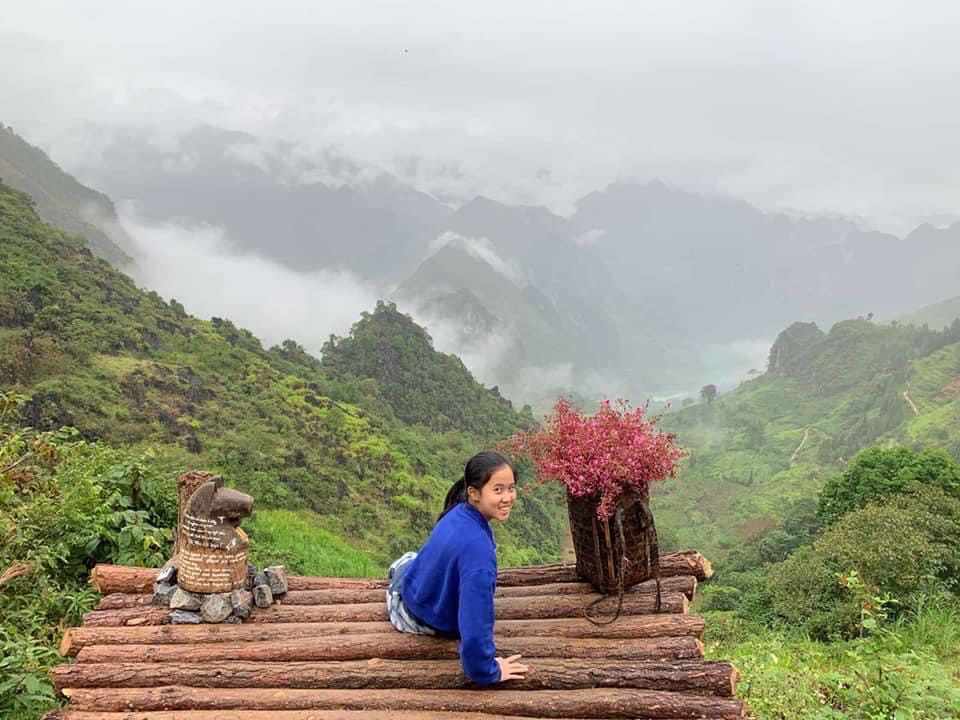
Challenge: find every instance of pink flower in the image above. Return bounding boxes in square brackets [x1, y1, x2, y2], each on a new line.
[508, 398, 685, 520]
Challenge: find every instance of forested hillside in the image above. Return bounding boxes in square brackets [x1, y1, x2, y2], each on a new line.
[3, 164, 959, 717]
[0, 179, 564, 567]
[320, 300, 534, 436]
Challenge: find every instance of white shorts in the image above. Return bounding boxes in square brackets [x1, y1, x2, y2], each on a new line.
[386, 551, 437, 635]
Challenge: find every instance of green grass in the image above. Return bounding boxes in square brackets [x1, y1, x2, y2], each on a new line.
[705, 604, 960, 719]
[91, 353, 152, 377]
[246, 508, 381, 577]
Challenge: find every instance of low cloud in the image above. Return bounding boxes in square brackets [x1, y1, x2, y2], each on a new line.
[429, 231, 526, 286]
[699, 337, 772, 391]
[396, 298, 585, 412]
[118, 208, 379, 356]
[416, 310, 515, 387]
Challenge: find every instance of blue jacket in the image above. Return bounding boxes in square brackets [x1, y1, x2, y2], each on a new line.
[401, 502, 500, 684]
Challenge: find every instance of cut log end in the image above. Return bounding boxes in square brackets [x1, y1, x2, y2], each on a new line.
[59, 629, 74, 658]
[699, 554, 715, 580]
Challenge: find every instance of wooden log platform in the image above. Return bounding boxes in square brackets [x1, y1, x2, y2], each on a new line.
[46, 714, 734, 720]
[87, 550, 714, 594]
[81, 591, 690, 627]
[61, 614, 707, 657]
[56, 687, 747, 718]
[93, 574, 698, 610]
[52, 658, 739, 695]
[47, 552, 746, 719]
[74, 634, 705, 664]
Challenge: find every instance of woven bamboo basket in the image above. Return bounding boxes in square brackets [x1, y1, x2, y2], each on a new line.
[567, 486, 660, 594]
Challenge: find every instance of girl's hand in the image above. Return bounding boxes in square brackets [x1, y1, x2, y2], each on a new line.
[495, 654, 528, 681]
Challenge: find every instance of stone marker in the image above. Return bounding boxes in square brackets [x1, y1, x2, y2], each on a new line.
[176, 477, 253, 594]
[138, 471, 282, 624]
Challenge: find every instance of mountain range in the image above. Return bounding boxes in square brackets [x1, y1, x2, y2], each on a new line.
[5, 115, 960, 610]
[8, 122, 960, 409]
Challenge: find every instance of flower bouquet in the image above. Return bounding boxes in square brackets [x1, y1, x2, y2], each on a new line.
[511, 398, 684, 593]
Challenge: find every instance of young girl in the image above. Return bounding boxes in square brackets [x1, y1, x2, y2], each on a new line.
[386, 450, 528, 685]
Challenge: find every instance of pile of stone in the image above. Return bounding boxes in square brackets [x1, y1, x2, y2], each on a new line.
[153, 561, 288, 624]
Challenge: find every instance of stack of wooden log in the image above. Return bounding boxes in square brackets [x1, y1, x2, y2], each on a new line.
[46, 550, 750, 719]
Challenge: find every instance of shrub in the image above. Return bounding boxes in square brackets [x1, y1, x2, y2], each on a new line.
[817, 446, 960, 525]
[701, 585, 743, 612]
[0, 392, 176, 717]
[767, 486, 960, 639]
[766, 546, 859, 639]
[817, 485, 960, 605]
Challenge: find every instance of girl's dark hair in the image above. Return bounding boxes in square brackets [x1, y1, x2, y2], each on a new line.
[438, 450, 516, 522]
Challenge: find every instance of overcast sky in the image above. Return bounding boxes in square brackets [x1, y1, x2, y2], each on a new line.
[3, 1, 960, 232]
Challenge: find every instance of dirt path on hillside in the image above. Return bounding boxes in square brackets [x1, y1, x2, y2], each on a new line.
[903, 383, 920, 416]
[790, 428, 810, 463]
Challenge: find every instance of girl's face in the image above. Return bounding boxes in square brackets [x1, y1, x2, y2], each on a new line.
[468, 465, 516, 523]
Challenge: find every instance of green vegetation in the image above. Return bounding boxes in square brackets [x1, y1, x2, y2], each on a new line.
[707, 598, 960, 719]
[0, 179, 563, 568]
[0, 392, 176, 718]
[817, 446, 960, 525]
[696, 446, 960, 718]
[321, 300, 534, 437]
[655, 317, 960, 559]
[656, 314, 960, 717]
[247, 509, 379, 577]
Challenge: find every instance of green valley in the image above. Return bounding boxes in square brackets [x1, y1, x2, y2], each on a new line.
[649, 315, 960, 718]
[655, 317, 960, 558]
